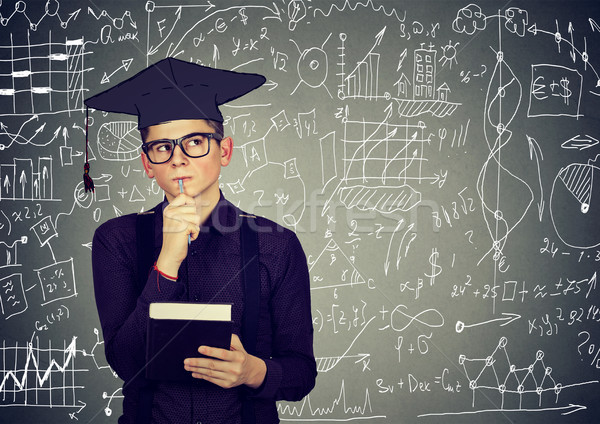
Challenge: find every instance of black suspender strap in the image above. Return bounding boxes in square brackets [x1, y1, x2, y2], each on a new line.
[240, 214, 260, 424]
[136, 211, 155, 295]
[136, 211, 155, 424]
[134, 211, 260, 424]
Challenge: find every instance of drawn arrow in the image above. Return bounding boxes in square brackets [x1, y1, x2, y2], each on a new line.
[101, 58, 134, 84]
[586, 272, 597, 299]
[212, 44, 220, 68]
[62, 8, 81, 28]
[148, 7, 182, 57]
[384, 218, 405, 275]
[569, 22, 576, 63]
[561, 134, 599, 150]
[527, 135, 545, 221]
[455, 313, 521, 333]
[263, 80, 278, 91]
[51, 126, 62, 143]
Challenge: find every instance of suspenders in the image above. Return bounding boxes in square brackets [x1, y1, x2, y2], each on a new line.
[135, 211, 259, 424]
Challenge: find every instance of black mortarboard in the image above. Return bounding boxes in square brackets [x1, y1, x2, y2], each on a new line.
[85, 57, 266, 127]
[81, 58, 266, 192]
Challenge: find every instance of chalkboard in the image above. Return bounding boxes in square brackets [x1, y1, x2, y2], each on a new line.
[1, 0, 599, 423]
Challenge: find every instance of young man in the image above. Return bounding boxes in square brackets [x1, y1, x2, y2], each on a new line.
[88, 58, 316, 423]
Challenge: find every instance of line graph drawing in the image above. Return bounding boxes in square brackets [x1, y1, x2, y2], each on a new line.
[278, 379, 386, 421]
[459, 337, 597, 413]
[0, 30, 91, 117]
[0, 1, 81, 31]
[323, 109, 428, 216]
[474, 11, 534, 309]
[0, 336, 85, 408]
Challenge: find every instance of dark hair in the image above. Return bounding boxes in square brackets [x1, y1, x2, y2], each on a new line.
[139, 119, 224, 143]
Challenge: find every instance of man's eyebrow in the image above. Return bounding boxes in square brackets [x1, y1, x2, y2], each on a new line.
[147, 132, 212, 143]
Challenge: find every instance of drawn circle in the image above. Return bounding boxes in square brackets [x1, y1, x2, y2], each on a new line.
[74, 182, 93, 209]
[60, 22, 67, 29]
[455, 321, 465, 333]
[517, 384, 524, 394]
[297, 47, 328, 88]
[94, 207, 102, 222]
[509, 364, 516, 373]
[458, 354, 466, 365]
[30, 23, 37, 31]
[485, 356, 494, 367]
[145, 1, 155, 12]
[536, 350, 544, 360]
[499, 337, 508, 348]
[337, 89, 346, 100]
[114, 18, 124, 29]
[545, 367, 552, 375]
[499, 384, 506, 394]
[340, 33, 347, 42]
[496, 51, 504, 62]
[494, 209, 503, 220]
[384, 92, 391, 100]
[1, 18, 8, 26]
[554, 31, 562, 43]
[536, 386, 543, 395]
[282, 213, 297, 228]
[15, 1, 26, 12]
[469, 380, 477, 390]
[527, 364, 534, 372]
[554, 383, 562, 395]
[45, 0, 59, 16]
[549, 163, 600, 249]
[288, 0, 306, 24]
[105, 407, 112, 416]
[496, 123, 505, 134]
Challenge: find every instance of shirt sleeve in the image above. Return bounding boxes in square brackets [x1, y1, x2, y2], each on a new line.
[251, 232, 317, 401]
[92, 218, 186, 382]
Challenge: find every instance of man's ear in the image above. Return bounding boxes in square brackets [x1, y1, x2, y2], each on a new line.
[219, 136, 233, 167]
[141, 152, 155, 178]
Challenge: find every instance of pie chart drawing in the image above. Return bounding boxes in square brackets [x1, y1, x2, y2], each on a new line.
[549, 162, 600, 249]
[97, 121, 142, 161]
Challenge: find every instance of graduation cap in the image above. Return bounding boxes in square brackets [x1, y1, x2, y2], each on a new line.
[82, 57, 266, 192]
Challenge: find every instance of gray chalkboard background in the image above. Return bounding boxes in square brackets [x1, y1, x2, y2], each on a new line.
[1, 0, 599, 422]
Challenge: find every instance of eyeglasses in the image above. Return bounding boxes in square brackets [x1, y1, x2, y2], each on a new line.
[141, 132, 221, 164]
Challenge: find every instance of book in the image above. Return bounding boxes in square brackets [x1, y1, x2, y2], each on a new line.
[145, 302, 233, 381]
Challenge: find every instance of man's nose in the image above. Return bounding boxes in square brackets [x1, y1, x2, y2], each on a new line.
[170, 144, 188, 164]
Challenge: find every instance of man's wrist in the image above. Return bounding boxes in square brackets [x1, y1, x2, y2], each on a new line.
[155, 255, 181, 280]
[245, 355, 267, 389]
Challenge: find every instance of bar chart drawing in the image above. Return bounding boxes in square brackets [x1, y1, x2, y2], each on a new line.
[0, 157, 56, 201]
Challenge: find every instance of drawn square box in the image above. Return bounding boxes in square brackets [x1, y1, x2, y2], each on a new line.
[30, 216, 57, 247]
[94, 184, 110, 202]
[0, 273, 28, 319]
[36, 258, 77, 305]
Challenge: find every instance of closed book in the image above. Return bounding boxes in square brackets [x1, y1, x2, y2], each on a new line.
[145, 302, 233, 381]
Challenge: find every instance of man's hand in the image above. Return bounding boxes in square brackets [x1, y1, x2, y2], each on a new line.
[184, 334, 267, 389]
[156, 193, 200, 276]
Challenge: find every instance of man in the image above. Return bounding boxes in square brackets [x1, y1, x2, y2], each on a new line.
[89, 58, 316, 423]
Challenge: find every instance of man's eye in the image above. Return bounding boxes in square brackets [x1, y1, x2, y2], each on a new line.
[154, 143, 172, 152]
[186, 137, 205, 146]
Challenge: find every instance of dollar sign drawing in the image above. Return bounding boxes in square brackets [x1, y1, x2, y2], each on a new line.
[559, 77, 572, 105]
[425, 248, 443, 286]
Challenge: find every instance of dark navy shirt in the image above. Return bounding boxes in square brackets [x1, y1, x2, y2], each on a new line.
[92, 194, 316, 423]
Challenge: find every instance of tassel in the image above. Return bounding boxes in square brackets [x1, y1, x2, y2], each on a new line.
[84, 107, 94, 192]
[84, 162, 94, 192]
